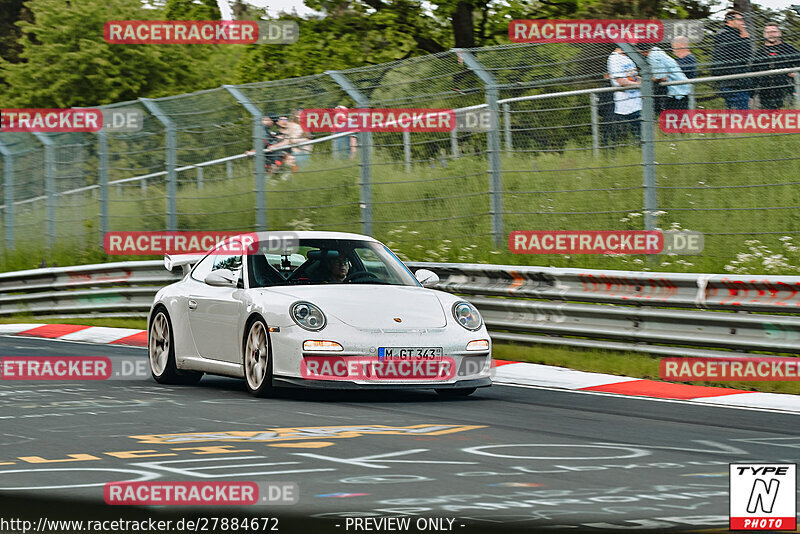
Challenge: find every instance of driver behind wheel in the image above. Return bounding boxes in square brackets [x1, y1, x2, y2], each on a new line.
[322, 253, 350, 283]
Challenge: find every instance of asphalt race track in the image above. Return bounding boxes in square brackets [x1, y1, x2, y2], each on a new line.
[0, 335, 798, 533]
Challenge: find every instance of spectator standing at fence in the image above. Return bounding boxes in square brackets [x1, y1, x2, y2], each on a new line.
[272, 114, 313, 171]
[672, 36, 698, 79]
[712, 10, 753, 110]
[637, 43, 691, 113]
[245, 115, 285, 172]
[607, 47, 642, 141]
[331, 105, 358, 160]
[753, 22, 800, 109]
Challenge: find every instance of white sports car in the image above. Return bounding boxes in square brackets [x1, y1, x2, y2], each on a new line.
[147, 231, 492, 397]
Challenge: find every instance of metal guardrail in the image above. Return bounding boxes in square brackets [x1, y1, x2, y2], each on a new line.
[2, 260, 799, 358]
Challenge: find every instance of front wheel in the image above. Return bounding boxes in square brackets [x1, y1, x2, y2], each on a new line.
[243, 318, 274, 397]
[149, 307, 203, 385]
[435, 387, 477, 398]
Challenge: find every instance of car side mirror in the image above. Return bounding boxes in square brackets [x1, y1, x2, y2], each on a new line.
[205, 269, 238, 287]
[414, 269, 439, 288]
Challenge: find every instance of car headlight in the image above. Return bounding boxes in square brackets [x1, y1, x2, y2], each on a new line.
[291, 301, 326, 331]
[453, 301, 482, 331]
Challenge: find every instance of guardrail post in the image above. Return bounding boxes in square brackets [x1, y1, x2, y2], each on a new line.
[503, 103, 512, 151]
[97, 128, 109, 248]
[33, 133, 56, 248]
[688, 84, 696, 110]
[224, 85, 266, 231]
[0, 141, 13, 249]
[456, 49, 504, 247]
[620, 43, 658, 233]
[450, 127, 460, 158]
[140, 98, 177, 231]
[403, 131, 411, 172]
[226, 160, 233, 179]
[589, 93, 600, 156]
[197, 166, 204, 190]
[326, 70, 373, 236]
[794, 70, 800, 109]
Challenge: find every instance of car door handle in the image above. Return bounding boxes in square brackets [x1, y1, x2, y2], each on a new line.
[188, 299, 198, 310]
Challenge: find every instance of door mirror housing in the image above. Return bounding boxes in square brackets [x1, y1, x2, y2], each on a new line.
[414, 269, 439, 288]
[205, 269, 238, 287]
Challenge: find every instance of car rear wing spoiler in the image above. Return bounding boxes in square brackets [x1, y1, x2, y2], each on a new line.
[164, 254, 205, 276]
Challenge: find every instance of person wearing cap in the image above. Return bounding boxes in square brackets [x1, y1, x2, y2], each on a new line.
[712, 10, 753, 109]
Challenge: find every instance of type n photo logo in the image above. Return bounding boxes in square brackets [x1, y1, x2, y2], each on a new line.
[729, 463, 797, 531]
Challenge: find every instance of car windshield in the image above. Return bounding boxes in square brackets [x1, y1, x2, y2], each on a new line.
[248, 238, 419, 287]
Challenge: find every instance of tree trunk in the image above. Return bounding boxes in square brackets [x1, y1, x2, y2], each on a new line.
[451, 1, 475, 49]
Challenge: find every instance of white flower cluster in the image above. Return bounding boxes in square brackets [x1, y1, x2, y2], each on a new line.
[724, 237, 800, 274]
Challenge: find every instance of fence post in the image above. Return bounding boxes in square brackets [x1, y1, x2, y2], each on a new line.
[224, 85, 266, 231]
[455, 49, 504, 247]
[403, 131, 411, 172]
[688, 84, 696, 110]
[97, 128, 109, 248]
[140, 98, 177, 231]
[0, 141, 13, 249]
[450, 127, 460, 158]
[589, 93, 600, 156]
[197, 166, 204, 190]
[794, 70, 800, 109]
[33, 133, 56, 248]
[226, 160, 233, 179]
[620, 43, 658, 233]
[503, 103, 512, 151]
[326, 70, 373, 236]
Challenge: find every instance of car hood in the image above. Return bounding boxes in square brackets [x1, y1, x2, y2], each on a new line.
[265, 285, 448, 329]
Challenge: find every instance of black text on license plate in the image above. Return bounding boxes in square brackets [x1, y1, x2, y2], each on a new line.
[379, 347, 443, 360]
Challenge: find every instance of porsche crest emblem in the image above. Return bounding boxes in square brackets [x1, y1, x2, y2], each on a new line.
[393, 317, 402, 323]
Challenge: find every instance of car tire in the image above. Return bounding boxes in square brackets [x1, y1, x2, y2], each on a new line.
[243, 317, 274, 397]
[149, 306, 203, 385]
[435, 387, 477, 398]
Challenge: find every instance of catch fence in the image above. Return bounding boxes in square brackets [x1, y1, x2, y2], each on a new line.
[1, 11, 800, 273]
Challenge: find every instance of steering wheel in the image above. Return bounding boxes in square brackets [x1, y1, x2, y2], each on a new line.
[344, 270, 381, 283]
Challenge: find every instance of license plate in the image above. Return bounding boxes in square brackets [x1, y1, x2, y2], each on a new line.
[378, 347, 443, 360]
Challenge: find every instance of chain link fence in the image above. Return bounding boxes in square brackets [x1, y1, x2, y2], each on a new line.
[2, 11, 800, 273]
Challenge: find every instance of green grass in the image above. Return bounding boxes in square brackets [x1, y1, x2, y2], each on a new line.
[493, 341, 800, 395]
[4, 129, 800, 274]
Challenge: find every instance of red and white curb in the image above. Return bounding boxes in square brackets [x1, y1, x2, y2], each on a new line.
[1, 324, 798, 413]
[0, 323, 147, 347]
[493, 360, 800, 414]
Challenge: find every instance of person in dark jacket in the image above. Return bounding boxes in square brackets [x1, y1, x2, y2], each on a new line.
[712, 10, 753, 109]
[753, 23, 800, 109]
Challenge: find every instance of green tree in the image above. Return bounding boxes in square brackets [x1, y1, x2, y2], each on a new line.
[164, 0, 221, 19]
[0, 0, 240, 107]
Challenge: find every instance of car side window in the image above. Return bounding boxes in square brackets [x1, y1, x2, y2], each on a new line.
[190, 254, 216, 282]
[213, 255, 242, 272]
